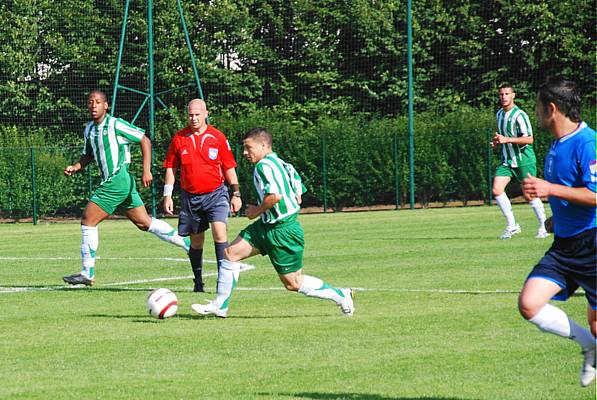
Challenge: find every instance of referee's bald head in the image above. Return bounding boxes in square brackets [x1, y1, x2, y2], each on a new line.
[188, 98, 207, 111]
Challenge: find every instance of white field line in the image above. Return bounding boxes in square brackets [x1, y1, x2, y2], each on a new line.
[0, 256, 196, 263]
[0, 256, 540, 295]
[0, 282, 522, 295]
[0, 258, 255, 293]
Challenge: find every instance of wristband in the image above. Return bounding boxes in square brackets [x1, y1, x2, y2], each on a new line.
[232, 191, 241, 198]
[163, 184, 174, 197]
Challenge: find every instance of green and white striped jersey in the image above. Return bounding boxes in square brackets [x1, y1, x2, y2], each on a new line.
[253, 152, 307, 224]
[496, 106, 536, 167]
[82, 114, 146, 183]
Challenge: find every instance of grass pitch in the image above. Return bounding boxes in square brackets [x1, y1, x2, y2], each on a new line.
[0, 206, 593, 399]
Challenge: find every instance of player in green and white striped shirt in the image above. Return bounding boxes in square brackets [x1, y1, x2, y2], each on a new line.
[252, 151, 305, 224]
[491, 84, 547, 239]
[62, 90, 190, 286]
[191, 127, 354, 318]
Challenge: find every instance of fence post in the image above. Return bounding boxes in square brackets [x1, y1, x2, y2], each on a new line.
[7, 160, 13, 218]
[407, 0, 415, 210]
[393, 133, 400, 210]
[321, 133, 328, 213]
[486, 128, 493, 206]
[30, 147, 38, 225]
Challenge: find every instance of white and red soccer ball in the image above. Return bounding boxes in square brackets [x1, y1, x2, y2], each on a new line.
[147, 288, 178, 319]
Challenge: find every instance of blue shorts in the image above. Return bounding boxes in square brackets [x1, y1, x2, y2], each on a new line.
[178, 185, 230, 236]
[527, 228, 596, 309]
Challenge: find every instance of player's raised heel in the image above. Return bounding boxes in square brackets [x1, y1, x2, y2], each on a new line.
[62, 273, 95, 287]
[580, 347, 596, 387]
[339, 288, 355, 316]
[191, 301, 228, 318]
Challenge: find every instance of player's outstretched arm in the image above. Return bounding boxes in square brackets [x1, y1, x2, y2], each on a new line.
[64, 154, 94, 176]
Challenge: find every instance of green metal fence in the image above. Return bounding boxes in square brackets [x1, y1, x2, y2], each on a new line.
[0, 127, 503, 224]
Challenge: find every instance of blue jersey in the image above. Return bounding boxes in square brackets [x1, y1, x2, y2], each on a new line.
[543, 122, 596, 237]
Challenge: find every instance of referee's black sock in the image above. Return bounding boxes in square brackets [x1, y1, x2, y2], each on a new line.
[188, 247, 204, 292]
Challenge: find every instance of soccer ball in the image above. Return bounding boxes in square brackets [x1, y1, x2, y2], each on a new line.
[147, 288, 178, 319]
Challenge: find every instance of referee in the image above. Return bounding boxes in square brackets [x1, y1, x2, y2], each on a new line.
[162, 99, 242, 292]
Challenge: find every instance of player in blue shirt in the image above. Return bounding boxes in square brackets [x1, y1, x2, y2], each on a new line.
[519, 78, 596, 387]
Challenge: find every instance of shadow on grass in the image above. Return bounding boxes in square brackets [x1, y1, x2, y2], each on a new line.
[0, 285, 199, 293]
[261, 393, 475, 400]
[85, 313, 164, 323]
[175, 313, 332, 320]
[85, 312, 334, 322]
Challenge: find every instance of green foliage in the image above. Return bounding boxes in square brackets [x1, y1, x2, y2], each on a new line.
[3, 101, 596, 218]
[1, 0, 593, 136]
[0, 1, 595, 217]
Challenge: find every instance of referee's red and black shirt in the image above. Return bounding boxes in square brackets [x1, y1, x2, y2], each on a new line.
[163, 125, 237, 194]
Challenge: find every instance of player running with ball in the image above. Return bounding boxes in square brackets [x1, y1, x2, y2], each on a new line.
[191, 127, 354, 318]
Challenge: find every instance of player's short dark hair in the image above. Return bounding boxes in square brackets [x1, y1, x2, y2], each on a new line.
[537, 78, 581, 122]
[244, 127, 272, 147]
[88, 90, 108, 103]
[499, 83, 515, 92]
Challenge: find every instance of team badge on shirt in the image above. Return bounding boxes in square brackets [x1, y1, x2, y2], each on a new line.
[208, 147, 219, 160]
[590, 160, 596, 183]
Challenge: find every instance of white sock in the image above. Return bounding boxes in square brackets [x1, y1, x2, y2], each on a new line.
[298, 275, 346, 304]
[529, 198, 547, 229]
[529, 304, 595, 350]
[215, 259, 240, 310]
[495, 193, 516, 228]
[80, 225, 98, 279]
[569, 319, 597, 351]
[148, 217, 190, 252]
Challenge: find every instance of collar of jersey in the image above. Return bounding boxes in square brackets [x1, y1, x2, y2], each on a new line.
[558, 121, 587, 143]
[93, 114, 110, 131]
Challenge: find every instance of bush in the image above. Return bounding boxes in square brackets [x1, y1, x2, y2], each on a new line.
[3, 104, 594, 219]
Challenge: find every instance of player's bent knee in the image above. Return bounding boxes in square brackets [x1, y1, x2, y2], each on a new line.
[135, 221, 150, 231]
[492, 187, 504, 197]
[518, 297, 538, 320]
[284, 282, 300, 292]
[223, 248, 241, 262]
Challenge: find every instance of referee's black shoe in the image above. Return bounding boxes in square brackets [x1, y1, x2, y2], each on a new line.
[193, 279, 205, 293]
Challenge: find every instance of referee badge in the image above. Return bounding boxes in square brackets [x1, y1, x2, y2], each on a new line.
[208, 147, 219, 160]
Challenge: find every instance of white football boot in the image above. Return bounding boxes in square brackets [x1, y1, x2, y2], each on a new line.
[500, 224, 521, 239]
[338, 289, 355, 317]
[580, 346, 596, 387]
[191, 301, 228, 318]
[535, 227, 549, 239]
